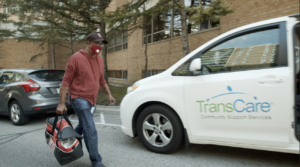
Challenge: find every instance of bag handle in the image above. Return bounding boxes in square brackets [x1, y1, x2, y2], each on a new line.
[51, 111, 73, 135]
[51, 114, 59, 136]
[63, 111, 73, 128]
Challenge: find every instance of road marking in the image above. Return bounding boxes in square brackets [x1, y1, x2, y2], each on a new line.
[99, 113, 102, 123]
[100, 113, 105, 124]
[96, 108, 119, 111]
[69, 113, 121, 127]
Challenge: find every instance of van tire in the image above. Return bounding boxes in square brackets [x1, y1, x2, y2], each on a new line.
[9, 100, 29, 126]
[137, 104, 183, 154]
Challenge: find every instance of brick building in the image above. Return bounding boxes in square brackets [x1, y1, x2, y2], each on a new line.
[0, 0, 299, 86]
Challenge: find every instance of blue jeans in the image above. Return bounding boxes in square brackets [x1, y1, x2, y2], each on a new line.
[71, 97, 102, 166]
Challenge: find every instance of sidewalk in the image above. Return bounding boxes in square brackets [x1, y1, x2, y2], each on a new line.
[95, 105, 120, 115]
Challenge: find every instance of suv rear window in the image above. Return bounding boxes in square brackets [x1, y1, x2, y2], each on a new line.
[29, 70, 65, 81]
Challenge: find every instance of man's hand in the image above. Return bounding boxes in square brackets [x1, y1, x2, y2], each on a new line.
[108, 95, 116, 105]
[102, 84, 115, 105]
[57, 86, 69, 115]
[56, 103, 67, 115]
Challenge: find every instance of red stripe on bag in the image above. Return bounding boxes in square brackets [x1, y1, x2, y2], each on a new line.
[56, 119, 70, 131]
[46, 119, 70, 133]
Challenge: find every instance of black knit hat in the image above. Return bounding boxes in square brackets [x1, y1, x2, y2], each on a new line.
[86, 32, 108, 44]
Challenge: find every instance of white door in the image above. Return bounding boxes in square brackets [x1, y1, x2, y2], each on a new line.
[183, 22, 292, 147]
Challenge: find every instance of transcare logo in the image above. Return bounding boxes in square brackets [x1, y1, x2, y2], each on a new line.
[196, 86, 271, 113]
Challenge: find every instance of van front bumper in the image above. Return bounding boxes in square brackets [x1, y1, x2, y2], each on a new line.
[120, 94, 135, 138]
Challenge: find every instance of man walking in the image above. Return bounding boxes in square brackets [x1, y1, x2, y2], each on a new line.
[56, 32, 115, 167]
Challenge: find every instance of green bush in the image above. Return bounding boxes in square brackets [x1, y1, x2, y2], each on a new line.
[97, 85, 127, 106]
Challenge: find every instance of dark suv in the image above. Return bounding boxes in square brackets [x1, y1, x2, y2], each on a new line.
[0, 68, 71, 125]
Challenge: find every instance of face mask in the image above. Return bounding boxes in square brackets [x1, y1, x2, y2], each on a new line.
[90, 45, 102, 55]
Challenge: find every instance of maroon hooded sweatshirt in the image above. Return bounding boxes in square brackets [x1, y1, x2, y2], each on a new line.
[61, 49, 107, 105]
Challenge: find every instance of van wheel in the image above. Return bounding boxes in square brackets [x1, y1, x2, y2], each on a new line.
[9, 100, 29, 125]
[137, 104, 183, 153]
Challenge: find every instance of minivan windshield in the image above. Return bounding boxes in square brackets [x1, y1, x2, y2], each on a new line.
[29, 70, 65, 81]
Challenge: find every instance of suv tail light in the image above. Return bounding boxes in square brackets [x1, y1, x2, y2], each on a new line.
[18, 79, 40, 92]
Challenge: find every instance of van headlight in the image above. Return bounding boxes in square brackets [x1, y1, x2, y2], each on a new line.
[127, 84, 139, 94]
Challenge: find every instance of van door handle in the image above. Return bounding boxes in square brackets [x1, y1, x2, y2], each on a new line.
[258, 78, 284, 83]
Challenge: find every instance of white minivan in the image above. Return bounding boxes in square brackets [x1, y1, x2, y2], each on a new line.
[120, 14, 300, 154]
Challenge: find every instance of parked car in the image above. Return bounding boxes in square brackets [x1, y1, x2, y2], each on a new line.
[120, 14, 300, 154]
[0, 68, 71, 125]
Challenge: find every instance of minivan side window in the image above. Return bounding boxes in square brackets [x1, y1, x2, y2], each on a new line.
[172, 27, 284, 76]
[200, 28, 282, 74]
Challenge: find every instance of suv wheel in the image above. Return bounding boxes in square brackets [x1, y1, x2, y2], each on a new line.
[9, 100, 29, 125]
[137, 104, 183, 153]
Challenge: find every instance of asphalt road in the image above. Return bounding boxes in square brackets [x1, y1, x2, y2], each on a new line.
[0, 108, 299, 167]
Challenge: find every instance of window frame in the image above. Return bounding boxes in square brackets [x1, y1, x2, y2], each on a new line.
[108, 70, 128, 80]
[107, 31, 128, 54]
[3, 7, 9, 14]
[143, 0, 220, 45]
[198, 22, 287, 71]
[14, 72, 24, 82]
[172, 22, 288, 76]
[0, 71, 15, 84]
[11, 4, 19, 14]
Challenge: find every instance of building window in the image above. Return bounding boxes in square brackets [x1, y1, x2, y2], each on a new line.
[187, 0, 220, 32]
[143, 0, 219, 44]
[107, 31, 128, 54]
[108, 70, 127, 79]
[11, 4, 19, 14]
[3, 7, 9, 14]
[142, 70, 165, 77]
[2, 3, 20, 14]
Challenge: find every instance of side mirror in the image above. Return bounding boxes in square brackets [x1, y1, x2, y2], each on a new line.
[189, 58, 201, 75]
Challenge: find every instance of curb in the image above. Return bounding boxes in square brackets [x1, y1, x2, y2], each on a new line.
[95, 105, 120, 115]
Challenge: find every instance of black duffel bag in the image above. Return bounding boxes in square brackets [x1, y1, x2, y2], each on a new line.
[45, 112, 83, 165]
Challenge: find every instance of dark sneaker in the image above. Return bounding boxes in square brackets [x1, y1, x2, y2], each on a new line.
[93, 162, 106, 167]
